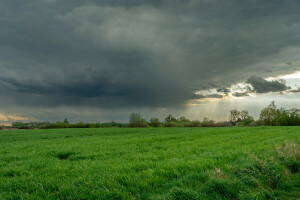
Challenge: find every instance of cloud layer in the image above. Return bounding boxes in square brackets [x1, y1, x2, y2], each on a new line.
[1, 0, 300, 121]
[246, 76, 290, 93]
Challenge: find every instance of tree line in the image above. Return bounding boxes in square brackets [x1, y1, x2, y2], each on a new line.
[4, 101, 300, 129]
[127, 113, 231, 127]
[229, 101, 300, 126]
[128, 101, 300, 127]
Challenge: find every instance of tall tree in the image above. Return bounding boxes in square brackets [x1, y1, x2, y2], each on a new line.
[63, 118, 69, 124]
[129, 113, 145, 124]
[259, 101, 278, 126]
[164, 114, 177, 123]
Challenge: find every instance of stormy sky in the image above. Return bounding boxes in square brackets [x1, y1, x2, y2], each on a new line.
[1, 0, 300, 124]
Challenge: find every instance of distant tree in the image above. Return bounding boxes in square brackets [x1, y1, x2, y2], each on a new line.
[275, 108, 288, 126]
[129, 113, 144, 124]
[128, 113, 147, 127]
[240, 110, 254, 126]
[242, 116, 254, 126]
[179, 116, 190, 122]
[202, 117, 215, 127]
[203, 117, 210, 123]
[63, 118, 69, 124]
[186, 120, 201, 127]
[95, 122, 101, 128]
[150, 117, 161, 127]
[275, 108, 300, 126]
[229, 109, 241, 125]
[164, 114, 177, 123]
[288, 108, 300, 125]
[230, 109, 254, 126]
[240, 110, 249, 120]
[259, 101, 278, 126]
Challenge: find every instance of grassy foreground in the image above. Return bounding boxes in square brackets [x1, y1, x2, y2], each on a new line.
[0, 127, 299, 200]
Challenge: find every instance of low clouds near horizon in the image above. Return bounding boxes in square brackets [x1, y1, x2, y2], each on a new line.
[1, 0, 300, 122]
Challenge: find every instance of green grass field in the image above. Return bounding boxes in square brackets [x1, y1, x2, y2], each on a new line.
[0, 127, 299, 200]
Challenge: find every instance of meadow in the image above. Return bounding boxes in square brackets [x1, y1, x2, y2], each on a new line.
[0, 127, 299, 200]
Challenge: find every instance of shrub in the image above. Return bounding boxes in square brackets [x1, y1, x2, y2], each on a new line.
[18, 126, 33, 129]
[247, 121, 260, 127]
[215, 121, 232, 127]
[202, 120, 215, 127]
[184, 120, 202, 127]
[164, 122, 179, 127]
[117, 123, 126, 127]
[150, 117, 161, 127]
[41, 122, 69, 129]
[127, 122, 148, 127]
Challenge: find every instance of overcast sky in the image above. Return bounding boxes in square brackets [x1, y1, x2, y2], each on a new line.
[1, 0, 300, 124]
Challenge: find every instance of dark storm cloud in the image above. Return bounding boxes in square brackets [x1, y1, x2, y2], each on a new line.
[206, 94, 223, 99]
[217, 88, 230, 94]
[289, 88, 300, 93]
[232, 92, 249, 97]
[246, 76, 290, 94]
[194, 93, 223, 99]
[0, 0, 300, 111]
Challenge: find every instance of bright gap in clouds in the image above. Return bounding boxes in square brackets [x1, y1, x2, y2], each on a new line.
[278, 71, 300, 90]
[193, 70, 300, 101]
[279, 71, 300, 79]
[186, 71, 300, 121]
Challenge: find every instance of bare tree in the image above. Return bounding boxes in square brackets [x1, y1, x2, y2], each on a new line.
[229, 109, 241, 125]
